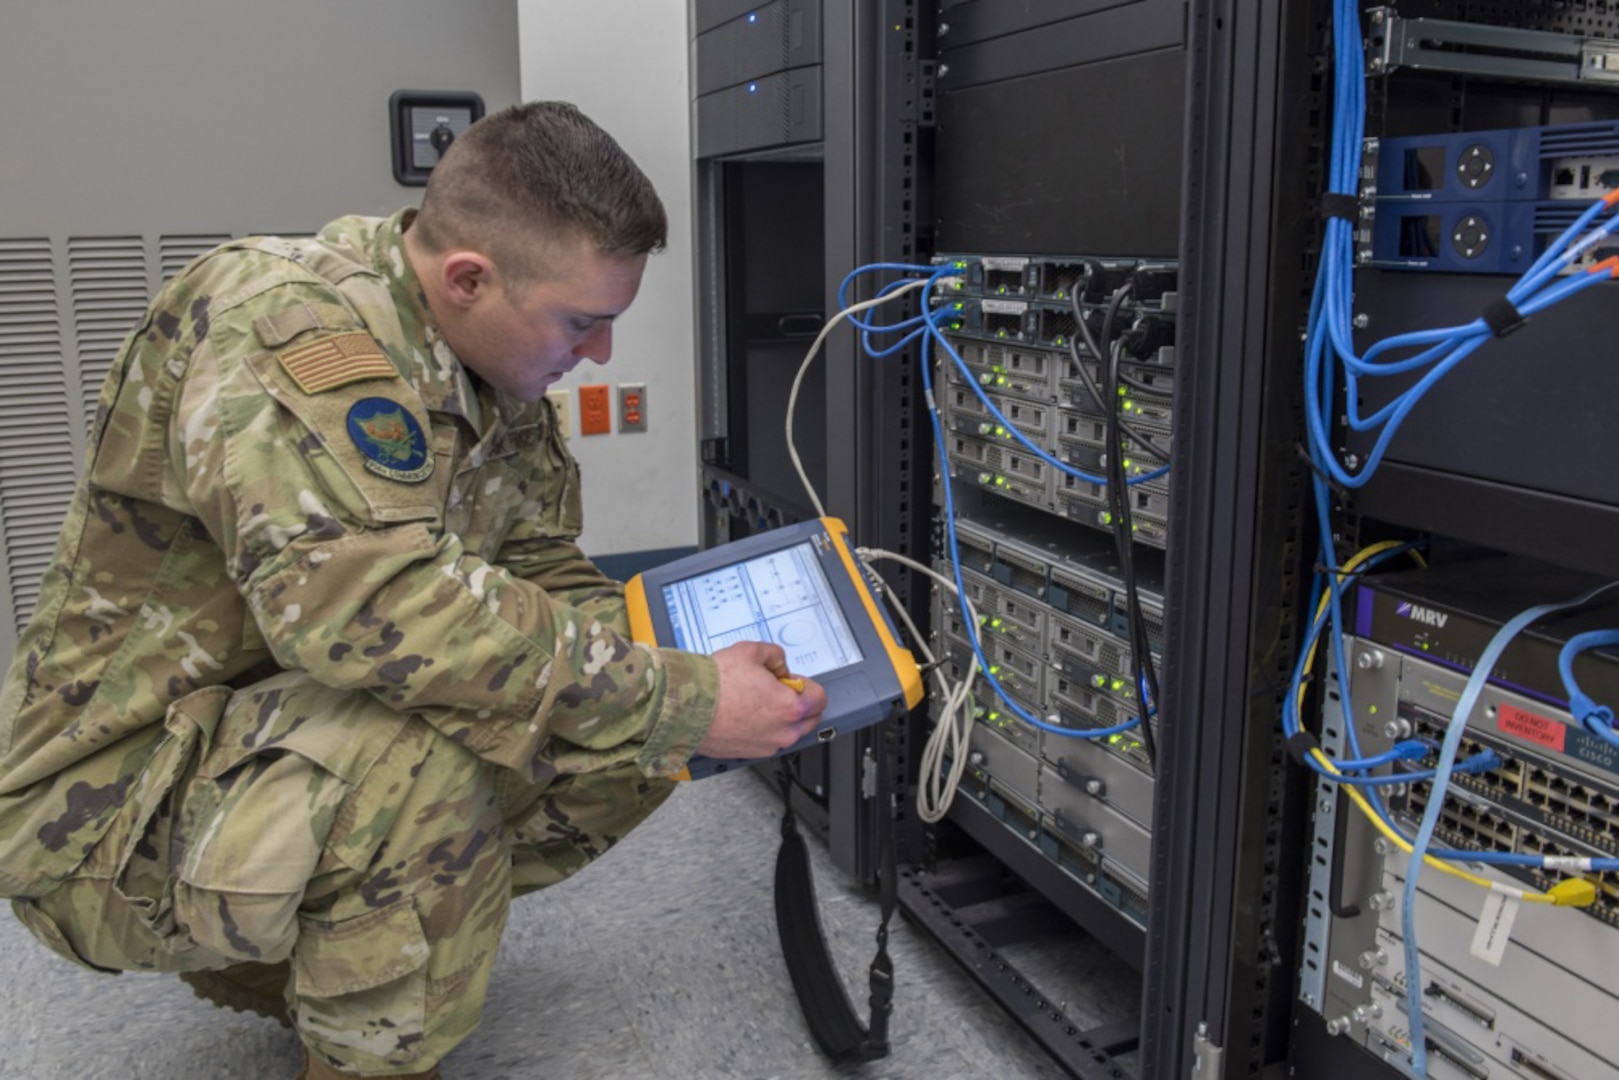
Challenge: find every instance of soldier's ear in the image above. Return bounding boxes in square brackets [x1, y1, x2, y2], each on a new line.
[441, 252, 495, 309]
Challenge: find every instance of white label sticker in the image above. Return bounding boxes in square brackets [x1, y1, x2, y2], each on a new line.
[979, 299, 1028, 314]
[1470, 891, 1519, 967]
[1542, 855, 1593, 873]
[1331, 959, 1365, 989]
[982, 257, 1030, 271]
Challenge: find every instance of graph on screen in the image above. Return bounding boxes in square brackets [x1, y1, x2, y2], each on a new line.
[663, 541, 863, 676]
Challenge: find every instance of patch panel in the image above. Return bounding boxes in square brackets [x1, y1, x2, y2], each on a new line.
[1404, 705, 1619, 858]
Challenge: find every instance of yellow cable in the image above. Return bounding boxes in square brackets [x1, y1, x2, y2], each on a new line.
[1298, 543, 1592, 907]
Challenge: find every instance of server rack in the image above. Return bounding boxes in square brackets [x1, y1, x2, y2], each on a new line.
[688, 0, 936, 880]
[697, 2, 1619, 1078]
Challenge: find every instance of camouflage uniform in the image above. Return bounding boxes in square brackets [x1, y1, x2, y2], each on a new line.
[0, 210, 718, 1074]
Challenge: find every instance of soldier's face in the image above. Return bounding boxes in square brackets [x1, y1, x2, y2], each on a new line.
[451, 243, 647, 402]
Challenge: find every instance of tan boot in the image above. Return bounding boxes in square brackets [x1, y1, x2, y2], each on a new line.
[296, 1049, 444, 1080]
[179, 960, 292, 1028]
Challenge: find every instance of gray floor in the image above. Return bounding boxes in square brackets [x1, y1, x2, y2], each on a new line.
[0, 771, 1140, 1079]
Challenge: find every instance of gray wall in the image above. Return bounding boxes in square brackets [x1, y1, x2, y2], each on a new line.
[0, 0, 520, 661]
[517, 0, 699, 561]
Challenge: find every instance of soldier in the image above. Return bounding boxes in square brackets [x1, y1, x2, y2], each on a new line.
[0, 101, 826, 1079]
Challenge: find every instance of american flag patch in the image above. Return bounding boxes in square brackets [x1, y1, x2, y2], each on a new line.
[276, 333, 397, 394]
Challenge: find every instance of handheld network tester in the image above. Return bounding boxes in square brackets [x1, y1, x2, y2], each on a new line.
[626, 517, 924, 780]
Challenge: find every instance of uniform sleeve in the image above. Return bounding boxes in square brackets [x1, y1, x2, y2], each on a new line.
[177, 289, 716, 781]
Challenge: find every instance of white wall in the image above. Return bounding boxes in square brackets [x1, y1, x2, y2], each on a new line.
[518, 1, 697, 558]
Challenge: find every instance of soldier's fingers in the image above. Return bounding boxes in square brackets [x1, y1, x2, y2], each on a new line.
[796, 678, 829, 719]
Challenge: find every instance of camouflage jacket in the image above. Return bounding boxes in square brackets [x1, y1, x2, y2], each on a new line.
[0, 211, 717, 898]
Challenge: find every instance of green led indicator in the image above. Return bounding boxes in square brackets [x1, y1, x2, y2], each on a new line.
[1369, 705, 1380, 716]
[1055, 336, 1066, 346]
[951, 321, 964, 331]
[996, 329, 1008, 339]
[954, 260, 967, 269]
[1091, 674, 1107, 689]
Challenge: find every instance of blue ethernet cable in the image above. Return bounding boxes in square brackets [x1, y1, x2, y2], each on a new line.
[1559, 629, 1619, 749]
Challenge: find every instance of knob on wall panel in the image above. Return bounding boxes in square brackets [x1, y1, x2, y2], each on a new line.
[389, 90, 486, 186]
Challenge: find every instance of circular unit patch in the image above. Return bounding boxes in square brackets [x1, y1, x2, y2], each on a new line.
[346, 397, 434, 483]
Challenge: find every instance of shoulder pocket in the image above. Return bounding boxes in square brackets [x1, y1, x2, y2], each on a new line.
[244, 344, 444, 526]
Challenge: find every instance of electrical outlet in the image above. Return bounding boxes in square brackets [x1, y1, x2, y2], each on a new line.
[619, 382, 647, 433]
[544, 389, 570, 439]
[579, 384, 612, 435]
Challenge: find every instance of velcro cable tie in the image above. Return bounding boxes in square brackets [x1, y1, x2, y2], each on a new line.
[1322, 192, 1360, 223]
[1482, 296, 1527, 338]
[1287, 730, 1322, 767]
[1295, 442, 1351, 499]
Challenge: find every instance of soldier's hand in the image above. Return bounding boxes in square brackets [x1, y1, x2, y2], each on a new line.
[699, 641, 829, 760]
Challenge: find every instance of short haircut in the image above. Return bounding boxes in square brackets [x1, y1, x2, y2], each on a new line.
[411, 101, 667, 281]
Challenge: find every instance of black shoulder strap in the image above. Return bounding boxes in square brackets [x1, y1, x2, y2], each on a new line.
[773, 730, 897, 1063]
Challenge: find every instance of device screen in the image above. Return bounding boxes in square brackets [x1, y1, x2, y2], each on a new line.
[662, 540, 865, 676]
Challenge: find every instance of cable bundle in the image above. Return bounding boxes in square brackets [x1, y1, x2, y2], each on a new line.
[782, 260, 1172, 819]
[1296, 4, 1619, 1074]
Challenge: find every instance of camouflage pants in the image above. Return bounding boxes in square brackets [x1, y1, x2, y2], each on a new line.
[10, 671, 675, 1075]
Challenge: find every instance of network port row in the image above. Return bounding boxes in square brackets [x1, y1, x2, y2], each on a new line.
[1406, 706, 1619, 855]
[1400, 786, 1619, 929]
[934, 253, 1178, 311]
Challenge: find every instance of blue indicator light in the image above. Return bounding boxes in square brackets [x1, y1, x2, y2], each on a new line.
[747, 11, 758, 22]
[747, 83, 758, 93]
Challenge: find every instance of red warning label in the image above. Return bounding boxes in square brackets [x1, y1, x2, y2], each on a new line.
[1497, 704, 1567, 753]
